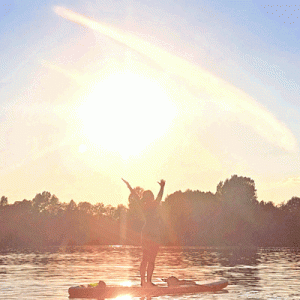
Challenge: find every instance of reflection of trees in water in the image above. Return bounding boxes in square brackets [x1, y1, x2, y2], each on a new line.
[216, 247, 260, 288]
[162, 246, 261, 287]
[218, 247, 259, 267]
[285, 248, 300, 263]
[159, 246, 259, 268]
[226, 265, 260, 288]
[157, 247, 184, 267]
[157, 246, 261, 288]
[181, 247, 221, 267]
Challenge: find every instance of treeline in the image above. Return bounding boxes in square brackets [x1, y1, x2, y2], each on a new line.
[1, 174, 300, 249]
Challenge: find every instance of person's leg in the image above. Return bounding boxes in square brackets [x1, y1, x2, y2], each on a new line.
[141, 236, 148, 287]
[146, 244, 159, 285]
[146, 261, 155, 284]
[140, 257, 147, 286]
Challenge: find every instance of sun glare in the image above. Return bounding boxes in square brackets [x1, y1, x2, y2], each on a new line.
[120, 280, 133, 287]
[115, 296, 132, 300]
[78, 144, 87, 153]
[77, 71, 176, 158]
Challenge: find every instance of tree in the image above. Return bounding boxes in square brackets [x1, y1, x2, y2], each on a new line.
[0, 196, 8, 207]
[114, 204, 127, 221]
[279, 197, 300, 246]
[216, 175, 258, 246]
[78, 201, 94, 215]
[93, 202, 105, 216]
[13, 199, 32, 211]
[32, 191, 59, 213]
[66, 199, 77, 211]
[216, 175, 258, 207]
[281, 197, 300, 214]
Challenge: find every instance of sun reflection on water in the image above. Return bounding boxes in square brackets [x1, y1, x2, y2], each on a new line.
[120, 280, 133, 287]
[115, 295, 132, 300]
[3, 246, 300, 299]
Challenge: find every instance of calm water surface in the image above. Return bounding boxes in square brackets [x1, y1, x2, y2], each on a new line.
[1, 246, 300, 299]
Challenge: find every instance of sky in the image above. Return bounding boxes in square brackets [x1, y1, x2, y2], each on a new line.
[1, 0, 300, 206]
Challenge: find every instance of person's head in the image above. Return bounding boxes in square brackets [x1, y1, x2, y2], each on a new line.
[142, 190, 154, 203]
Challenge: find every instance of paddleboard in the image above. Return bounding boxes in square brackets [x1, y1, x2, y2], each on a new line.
[68, 278, 228, 298]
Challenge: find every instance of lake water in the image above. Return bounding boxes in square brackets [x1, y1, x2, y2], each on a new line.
[1, 246, 300, 299]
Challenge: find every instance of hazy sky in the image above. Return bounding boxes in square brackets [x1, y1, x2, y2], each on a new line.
[1, 0, 300, 206]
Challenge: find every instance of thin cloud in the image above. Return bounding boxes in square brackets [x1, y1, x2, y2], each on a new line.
[40, 59, 82, 84]
[54, 6, 298, 153]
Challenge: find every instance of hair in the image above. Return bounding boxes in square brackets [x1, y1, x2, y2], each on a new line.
[142, 190, 154, 202]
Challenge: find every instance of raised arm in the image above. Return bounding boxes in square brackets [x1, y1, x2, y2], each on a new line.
[156, 179, 166, 203]
[122, 178, 140, 201]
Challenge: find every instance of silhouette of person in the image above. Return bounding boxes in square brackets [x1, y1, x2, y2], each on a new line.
[122, 178, 165, 287]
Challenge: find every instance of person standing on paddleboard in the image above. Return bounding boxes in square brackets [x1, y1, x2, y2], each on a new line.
[122, 178, 165, 287]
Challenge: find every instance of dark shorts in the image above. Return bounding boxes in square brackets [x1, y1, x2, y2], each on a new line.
[141, 236, 159, 262]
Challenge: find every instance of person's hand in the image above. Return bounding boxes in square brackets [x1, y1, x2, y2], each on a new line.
[158, 179, 165, 188]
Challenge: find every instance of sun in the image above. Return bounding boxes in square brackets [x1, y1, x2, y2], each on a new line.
[77, 71, 176, 158]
